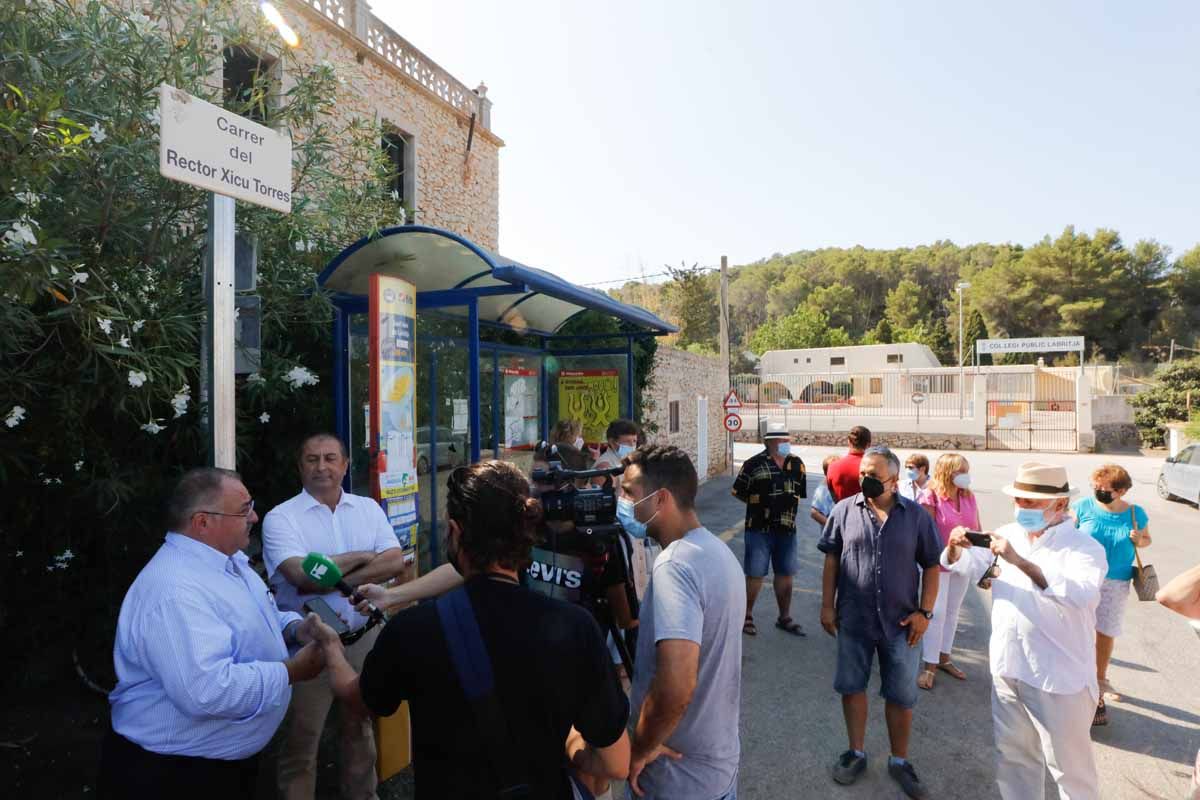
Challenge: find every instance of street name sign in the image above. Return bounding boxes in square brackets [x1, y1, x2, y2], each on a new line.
[976, 336, 1084, 355]
[158, 83, 293, 212]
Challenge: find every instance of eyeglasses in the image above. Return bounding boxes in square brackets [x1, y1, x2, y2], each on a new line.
[196, 499, 255, 519]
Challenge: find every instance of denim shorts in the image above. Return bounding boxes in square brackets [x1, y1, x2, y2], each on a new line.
[834, 627, 921, 709]
[743, 530, 798, 577]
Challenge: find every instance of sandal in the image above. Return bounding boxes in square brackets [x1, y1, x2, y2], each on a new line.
[743, 615, 757, 636]
[1098, 677, 1119, 700]
[775, 617, 807, 637]
[917, 669, 936, 691]
[1093, 700, 1108, 727]
[937, 660, 967, 681]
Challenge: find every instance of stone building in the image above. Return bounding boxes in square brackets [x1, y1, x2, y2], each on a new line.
[645, 346, 730, 480]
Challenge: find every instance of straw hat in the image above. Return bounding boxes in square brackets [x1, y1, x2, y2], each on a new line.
[1001, 462, 1078, 499]
[763, 422, 790, 440]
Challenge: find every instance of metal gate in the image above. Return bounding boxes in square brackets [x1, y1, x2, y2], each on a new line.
[985, 371, 1078, 452]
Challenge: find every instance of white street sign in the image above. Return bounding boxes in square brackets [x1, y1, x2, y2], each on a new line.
[911, 391, 927, 405]
[158, 83, 293, 213]
[976, 336, 1084, 355]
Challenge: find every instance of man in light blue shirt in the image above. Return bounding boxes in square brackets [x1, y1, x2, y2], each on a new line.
[100, 468, 326, 799]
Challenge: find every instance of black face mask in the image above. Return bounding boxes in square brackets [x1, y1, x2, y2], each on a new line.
[1094, 488, 1114, 504]
[860, 475, 888, 499]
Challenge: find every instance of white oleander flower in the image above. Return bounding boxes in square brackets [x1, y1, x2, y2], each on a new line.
[171, 385, 190, 418]
[71, 270, 89, 285]
[98, 318, 113, 335]
[246, 372, 266, 384]
[88, 122, 108, 144]
[259, 412, 271, 423]
[15, 191, 40, 206]
[74, 461, 84, 472]
[5, 405, 26, 428]
[140, 419, 164, 435]
[118, 335, 131, 349]
[132, 319, 145, 332]
[283, 365, 319, 389]
[2, 219, 38, 248]
[128, 370, 148, 388]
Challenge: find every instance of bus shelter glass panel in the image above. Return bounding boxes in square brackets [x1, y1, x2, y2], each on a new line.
[496, 351, 542, 477]
[547, 354, 629, 449]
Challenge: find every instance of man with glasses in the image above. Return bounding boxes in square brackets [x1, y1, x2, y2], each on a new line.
[262, 433, 407, 800]
[100, 468, 328, 798]
[817, 445, 941, 799]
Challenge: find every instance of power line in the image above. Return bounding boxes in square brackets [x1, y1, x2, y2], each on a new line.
[583, 265, 719, 288]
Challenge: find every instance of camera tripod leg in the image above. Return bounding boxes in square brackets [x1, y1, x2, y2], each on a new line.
[607, 618, 635, 683]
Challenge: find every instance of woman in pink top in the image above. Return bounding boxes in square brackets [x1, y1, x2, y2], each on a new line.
[916, 453, 981, 690]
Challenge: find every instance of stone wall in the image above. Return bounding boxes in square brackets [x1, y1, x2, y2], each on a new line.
[734, 428, 986, 451]
[284, 1, 502, 249]
[644, 347, 729, 480]
[1093, 424, 1142, 452]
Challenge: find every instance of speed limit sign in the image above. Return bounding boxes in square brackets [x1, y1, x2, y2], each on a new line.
[723, 413, 743, 433]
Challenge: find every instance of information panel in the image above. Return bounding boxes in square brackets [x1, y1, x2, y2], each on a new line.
[369, 274, 418, 563]
[559, 369, 620, 444]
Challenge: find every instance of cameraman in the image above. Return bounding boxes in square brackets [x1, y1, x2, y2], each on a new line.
[529, 443, 638, 666]
[315, 460, 630, 799]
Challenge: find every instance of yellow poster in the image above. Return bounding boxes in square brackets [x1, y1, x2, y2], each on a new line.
[558, 369, 620, 444]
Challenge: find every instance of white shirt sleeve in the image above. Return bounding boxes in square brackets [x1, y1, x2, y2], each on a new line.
[1038, 540, 1105, 609]
[367, 501, 401, 553]
[941, 544, 989, 581]
[141, 598, 291, 721]
[261, 508, 308, 578]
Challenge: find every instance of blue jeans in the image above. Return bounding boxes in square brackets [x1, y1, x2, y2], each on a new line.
[743, 531, 798, 577]
[834, 627, 921, 709]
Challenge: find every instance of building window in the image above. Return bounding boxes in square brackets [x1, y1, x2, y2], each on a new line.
[381, 130, 412, 209]
[869, 377, 883, 394]
[830, 356, 846, 366]
[806, 357, 811, 364]
[793, 358, 798, 364]
[886, 353, 903, 364]
[223, 46, 276, 123]
[668, 401, 680, 433]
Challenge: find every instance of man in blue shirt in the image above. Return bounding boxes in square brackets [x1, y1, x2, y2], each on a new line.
[817, 445, 941, 799]
[100, 468, 327, 799]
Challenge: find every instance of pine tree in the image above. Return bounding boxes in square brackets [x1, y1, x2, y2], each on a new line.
[872, 317, 895, 344]
[964, 308, 991, 366]
[929, 317, 955, 365]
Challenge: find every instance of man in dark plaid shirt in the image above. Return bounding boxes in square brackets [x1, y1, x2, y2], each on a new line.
[732, 422, 807, 637]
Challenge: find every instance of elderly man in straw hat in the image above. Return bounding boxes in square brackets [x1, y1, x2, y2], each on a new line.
[942, 462, 1106, 800]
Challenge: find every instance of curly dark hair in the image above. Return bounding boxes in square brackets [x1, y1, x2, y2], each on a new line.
[622, 444, 698, 510]
[445, 460, 540, 573]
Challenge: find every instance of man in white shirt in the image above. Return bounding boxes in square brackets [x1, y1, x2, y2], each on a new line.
[941, 462, 1106, 800]
[101, 468, 327, 799]
[263, 433, 407, 800]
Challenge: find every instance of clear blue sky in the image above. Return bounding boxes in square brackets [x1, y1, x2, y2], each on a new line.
[371, 0, 1200, 287]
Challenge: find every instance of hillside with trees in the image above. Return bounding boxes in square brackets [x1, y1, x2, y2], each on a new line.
[612, 227, 1200, 374]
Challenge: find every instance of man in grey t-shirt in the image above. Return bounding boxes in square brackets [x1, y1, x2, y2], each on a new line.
[618, 445, 744, 800]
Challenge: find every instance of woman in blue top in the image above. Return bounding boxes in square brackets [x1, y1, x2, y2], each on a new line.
[1070, 463, 1151, 728]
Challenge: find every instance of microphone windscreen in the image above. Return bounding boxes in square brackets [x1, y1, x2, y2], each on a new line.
[301, 552, 344, 589]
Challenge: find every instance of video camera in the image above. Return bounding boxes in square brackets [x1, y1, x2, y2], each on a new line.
[531, 462, 624, 527]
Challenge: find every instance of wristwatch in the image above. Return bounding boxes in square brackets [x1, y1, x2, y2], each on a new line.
[918, 608, 933, 620]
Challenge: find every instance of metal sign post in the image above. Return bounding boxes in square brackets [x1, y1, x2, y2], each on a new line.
[159, 84, 292, 468]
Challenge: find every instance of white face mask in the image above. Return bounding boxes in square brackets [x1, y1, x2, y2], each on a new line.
[953, 473, 972, 490]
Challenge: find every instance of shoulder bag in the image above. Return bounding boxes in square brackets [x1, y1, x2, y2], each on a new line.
[1130, 506, 1159, 602]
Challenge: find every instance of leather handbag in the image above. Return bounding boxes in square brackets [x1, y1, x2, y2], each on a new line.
[1130, 507, 1159, 602]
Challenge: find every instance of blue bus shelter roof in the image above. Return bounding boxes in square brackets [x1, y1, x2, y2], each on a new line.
[317, 225, 677, 337]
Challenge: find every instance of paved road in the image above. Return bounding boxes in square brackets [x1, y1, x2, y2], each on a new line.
[704, 443, 1200, 800]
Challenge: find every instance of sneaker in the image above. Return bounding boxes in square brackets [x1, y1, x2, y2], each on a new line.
[888, 759, 927, 799]
[832, 750, 867, 785]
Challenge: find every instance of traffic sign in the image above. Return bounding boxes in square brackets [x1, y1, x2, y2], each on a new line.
[911, 391, 927, 405]
[723, 413, 743, 433]
[722, 389, 742, 409]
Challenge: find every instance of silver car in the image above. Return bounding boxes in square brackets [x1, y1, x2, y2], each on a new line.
[1157, 444, 1200, 506]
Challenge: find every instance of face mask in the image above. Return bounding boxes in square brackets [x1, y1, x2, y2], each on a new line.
[953, 473, 972, 490]
[617, 493, 659, 539]
[1014, 506, 1049, 532]
[777, 443, 791, 457]
[860, 475, 887, 500]
[1094, 488, 1114, 504]
[904, 467, 919, 481]
[616, 444, 635, 459]
[574, 437, 584, 450]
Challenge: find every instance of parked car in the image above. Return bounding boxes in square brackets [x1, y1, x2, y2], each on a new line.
[1158, 444, 1200, 506]
[416, 425, 463, 475]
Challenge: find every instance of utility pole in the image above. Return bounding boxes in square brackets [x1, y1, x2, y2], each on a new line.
[720, 255, 731, 475]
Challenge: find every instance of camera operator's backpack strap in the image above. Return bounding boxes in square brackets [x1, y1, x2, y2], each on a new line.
[436, 586, 530, 800]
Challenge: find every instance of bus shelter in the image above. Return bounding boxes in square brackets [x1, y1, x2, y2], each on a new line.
[318, 225, 676, 573]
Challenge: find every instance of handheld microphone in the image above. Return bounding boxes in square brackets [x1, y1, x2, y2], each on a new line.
[301, 552, 384, 624]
